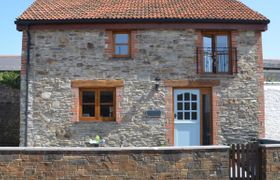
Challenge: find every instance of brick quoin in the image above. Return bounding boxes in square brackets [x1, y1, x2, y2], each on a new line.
[21, 31, 28, 75]
[212, 87, 219, 145]
[195, 30, 202, 74]
[256, 31, 265, 138]
[115, 87, 123, 123]
[165, 87, 174, 145]
[231, 31, 238, 74]
[71, 88, 79, 123]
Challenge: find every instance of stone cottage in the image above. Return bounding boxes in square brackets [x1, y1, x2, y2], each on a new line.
[16, 0, 269, 147]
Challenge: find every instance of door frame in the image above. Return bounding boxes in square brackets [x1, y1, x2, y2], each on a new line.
[172, 87, 213, 145]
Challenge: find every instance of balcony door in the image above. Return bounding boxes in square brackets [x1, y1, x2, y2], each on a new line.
[203, 33, 230, 73]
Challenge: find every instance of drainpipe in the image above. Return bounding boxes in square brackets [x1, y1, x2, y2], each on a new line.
[24, 25, 31, 147]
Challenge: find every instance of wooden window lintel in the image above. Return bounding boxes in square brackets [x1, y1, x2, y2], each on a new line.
[72, 80, 124, 88]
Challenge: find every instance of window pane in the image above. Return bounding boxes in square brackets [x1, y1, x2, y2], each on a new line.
[100, 91, 113, 103]
[191, 112, 197, 120]
[192, 102, 197, 110]
[82, 105, 95, 117]
[204, 51, 213, 73]
[178, 94, 183, 101]
[101, 105, 114, 117]
[115, 45, 129, 55]
[82, 91, 95, 103]
[115, 34, 129, 43]
[216, 35, 228, 48]
[203, 35, 212, 48]
[184, 102, 190, 111]
[184, 93, 190, 101]
[178, 103, 183, 110]
[217, 50, 229, 73]
[185, 112, 190, 120]
[191, 94, 197, 101]
[177, 112, 183, 120]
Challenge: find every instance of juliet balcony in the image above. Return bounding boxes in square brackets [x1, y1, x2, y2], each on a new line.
[197, 47, 238, 75]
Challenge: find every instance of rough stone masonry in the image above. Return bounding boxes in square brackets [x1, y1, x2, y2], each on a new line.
[20, 29, 264, 147]
[0, 146, 229, 179]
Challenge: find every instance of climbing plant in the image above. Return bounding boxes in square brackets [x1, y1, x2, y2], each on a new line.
[0, 71, 20, 89]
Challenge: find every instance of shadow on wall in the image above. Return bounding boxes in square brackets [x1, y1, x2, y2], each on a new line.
[0, 83, 20, 146]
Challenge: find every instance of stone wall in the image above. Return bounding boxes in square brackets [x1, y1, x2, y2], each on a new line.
[0, 84, 20, 146]
[261, 144, 280, 180]
[264, 83, 280, 140]
[0, 146, 229, 179]
[20, 29, 264, 146]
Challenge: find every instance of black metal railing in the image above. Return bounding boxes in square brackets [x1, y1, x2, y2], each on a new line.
[197, 47, 238, 75]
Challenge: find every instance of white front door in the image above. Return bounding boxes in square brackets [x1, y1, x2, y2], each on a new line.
[174, 89, 200, 146]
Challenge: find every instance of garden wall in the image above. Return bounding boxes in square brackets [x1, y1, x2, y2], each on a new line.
[261, 144, 280, 180]
[0, 146, 229, 179]
[0, 84, 20, 146]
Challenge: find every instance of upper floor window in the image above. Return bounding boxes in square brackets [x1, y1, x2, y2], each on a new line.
[113, 32, 130, 58]
[197, 32, 237, 75]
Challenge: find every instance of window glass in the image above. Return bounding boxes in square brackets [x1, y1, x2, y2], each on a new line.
[184, 102, 190, 111]
[203, 36, 212, 49]
[100, 91, 114, 118]
[203, 94, 211, 145]
[82, 105, 95, 117]
[191, 94, 197, 101]
[185, 112, 190, 120]
[178, 103, 183, 110]
[101, 105, 114, 117]
[191, 112, 197, 120]
[82, 91, 95, 103]
[101, 91, 113, 103]
[192, 102, 197, 110]
[115, 34, 129, 43]
[115, 45, 129, 55]
[178, 94, 183, 101]
[184, 93, 190, 101]
[216, 35, 228, 48]
[177, 112, 183, 120]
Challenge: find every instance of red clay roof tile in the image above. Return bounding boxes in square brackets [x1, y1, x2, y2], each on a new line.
[16, 0, 269, 24]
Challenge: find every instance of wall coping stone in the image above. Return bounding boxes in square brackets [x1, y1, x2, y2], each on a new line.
[265, 82, 280, 85]
[260, 144, 280, 148]
[0, 146, 229, 152]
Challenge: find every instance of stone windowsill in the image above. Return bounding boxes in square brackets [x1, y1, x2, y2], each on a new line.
[259, 144, 280, 148]
[109, 57, 135, 61]
[199, 73, 236, 79]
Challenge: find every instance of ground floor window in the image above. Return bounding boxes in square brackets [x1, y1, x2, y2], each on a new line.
[79, 88, 115, 121]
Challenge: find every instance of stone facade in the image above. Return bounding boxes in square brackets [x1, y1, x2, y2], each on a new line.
[0, 146, 229, 179]
[0, 84, 20, 146]
[264, 83, 280, 140]
[20, 28, 264, 147]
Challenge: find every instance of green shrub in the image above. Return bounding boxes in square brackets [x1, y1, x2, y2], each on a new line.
[0, 71, 20, 89]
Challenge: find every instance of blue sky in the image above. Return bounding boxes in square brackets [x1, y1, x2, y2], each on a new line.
[0, 0, 279, 59]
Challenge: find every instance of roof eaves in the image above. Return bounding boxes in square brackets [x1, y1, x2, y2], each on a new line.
[15, 18, 270, 26]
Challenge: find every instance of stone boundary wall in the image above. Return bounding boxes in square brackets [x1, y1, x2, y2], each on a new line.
[261, 144, 280, 180]
[0, 146, 229, 179]
[0, 84, 20, 146]
[264, 83, 280, 140]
